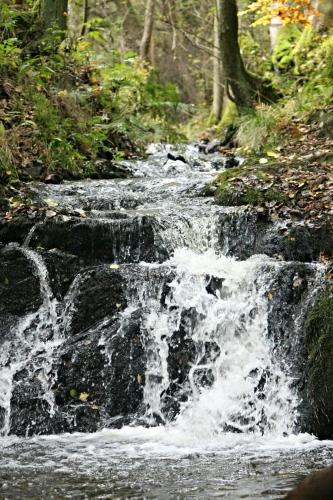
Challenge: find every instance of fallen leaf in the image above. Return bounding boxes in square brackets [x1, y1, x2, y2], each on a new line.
[266, 150, 280, 158]
[79, 392, 89, 401]
[259, 158, 269, 164]
[110, 263, 119, 270]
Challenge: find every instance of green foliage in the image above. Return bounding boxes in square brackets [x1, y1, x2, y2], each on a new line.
[0, 5, 186, 183]
[272, 24, 302, 70]
[236, 103, 290, 151]
[234, 29, 333, 152]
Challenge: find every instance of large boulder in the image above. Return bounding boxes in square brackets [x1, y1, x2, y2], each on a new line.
[217, 209, 333, 262]
[303, 285, 333, 438]
[28, 216, 168, 265]
[8, 264, 176, 435]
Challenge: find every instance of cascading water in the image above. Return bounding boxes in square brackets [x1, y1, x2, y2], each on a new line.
[136, 250, 299, 437]
[0, 244, 60, 436]
[0, 144, 331, 499]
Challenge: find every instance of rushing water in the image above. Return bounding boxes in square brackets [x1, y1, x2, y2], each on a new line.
[0, 144, 332, 498]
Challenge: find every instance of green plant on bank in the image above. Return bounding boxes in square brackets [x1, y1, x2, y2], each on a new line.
[220, 27, 333, 153]
[0, 6, 186, 183]
[212, 165, 288, 207]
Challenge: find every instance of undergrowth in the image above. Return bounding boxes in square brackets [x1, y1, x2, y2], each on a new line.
[0, 3, 186, 183]
[235, 28, 333, 152]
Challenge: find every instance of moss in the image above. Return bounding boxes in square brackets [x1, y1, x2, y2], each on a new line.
[272, 24, 302, 70]
[304, 286, 333, 437]
[305, 286, 333, 357]
[218, 100, 238, 129]
[215, 185, 286, 206]
[213, 165, 288, 207]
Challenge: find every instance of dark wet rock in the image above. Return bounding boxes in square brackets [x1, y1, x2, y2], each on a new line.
[285, 465, 333, 499]
[167, 152, 187, 164]
[19, 163, 45, 182]
[44, 173, 63, 184]
[276, 220, 333, 262]
[0, 196, 9, 212]
[65, 266, 128, 336]
[205, 139, 222, 154]
[26, 216, 168, 265]
[0, 245, 42, 318]
[9, 370, 63, 436]
[265, 263, 326, 434]
[9, 309, 148, 435]
[198, 141, 208, 153]
[162, 308, 221, 421]
[0, 218, 35, 246]
[0, 406, 5, 428]
[206, 275, 224, 296]
[7, 264, 177, 435]
[224, 154, 239, 169]
[90, 159, 132, 179]
[303, 285, 333, 439]
[217, 209, 333, 262]
[41, 249, 83, 300]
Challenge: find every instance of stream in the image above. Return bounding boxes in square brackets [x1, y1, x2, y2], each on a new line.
[0, 144, 332, 499]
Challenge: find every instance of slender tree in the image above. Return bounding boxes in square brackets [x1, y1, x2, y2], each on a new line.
[212, 0, 224, 121]
[81, 0, 89, 37]
[41, 0, 68, 31]
[140, 0, 156, 61]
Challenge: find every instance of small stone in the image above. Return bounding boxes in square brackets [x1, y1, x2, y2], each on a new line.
[45, 210, 57, 218]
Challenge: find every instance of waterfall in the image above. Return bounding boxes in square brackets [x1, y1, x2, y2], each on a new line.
[117, 250, 300, 437]
[0, 246, 60, 436]
[0, 144, 325, 443]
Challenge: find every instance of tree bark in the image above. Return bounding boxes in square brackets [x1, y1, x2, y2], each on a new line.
[313, 0, 333, 30]
[41, 0, 68, 31]
[140, 0, 156, 61]
[212, 0, 224, 122]
[81, 0, 89, 37]
[219, 0, 276, 110]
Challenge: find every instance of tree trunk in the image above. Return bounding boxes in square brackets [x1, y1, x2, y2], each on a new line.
[313, 0, 333, 30]
[140, 0, 156, 61]
[212, 0, 224, 122]
[219, 0, 276, 110]
[41, 0, 68, 31]
[81, 0, 89, 37]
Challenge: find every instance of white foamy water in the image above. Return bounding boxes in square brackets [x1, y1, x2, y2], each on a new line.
[0, 246, 60, 436]
[0, 144, 331, 499]
[116, 249, 300, 440]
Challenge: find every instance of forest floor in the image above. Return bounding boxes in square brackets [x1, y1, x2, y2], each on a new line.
[211, 110, 333, 231]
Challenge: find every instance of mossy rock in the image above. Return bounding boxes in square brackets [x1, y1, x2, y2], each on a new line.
[304, 285, 333, 438]
[213, 166, 288, 207]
